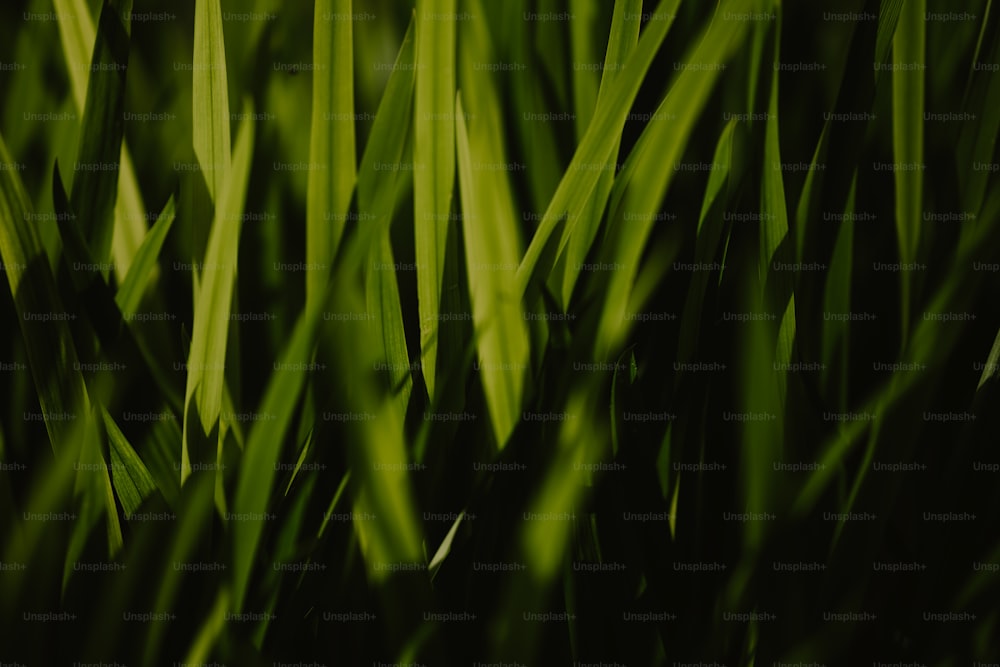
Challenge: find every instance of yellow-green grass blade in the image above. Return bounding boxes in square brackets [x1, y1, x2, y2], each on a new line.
[760, 13, 795, 407]
[876, 0, 907, 67]
[230, 293, 326, 613]
[891, 0, 925, 348]
[515, 0, 681, 299]
[115, 195, 176, 318]
[181, 107, 255, 484]
[568, 0, 600, 142]
[595, 0, 753, 356]
[69, 0, 132, 276]
[193, 0, 232, 203]
[356, 18, 417, 409]
[112, 148, 148, 280]
[307, 0, 356, 310]
[0, 132, 90, 453]
[53, 0, 148, 283]
[368, 233, 414, 413]
[414, 0, 457, 401]
[455, 92, 529, 449]
[496, 387, 601, 655]
[102, 406, 159, 515]
[560, 0, 642, 308]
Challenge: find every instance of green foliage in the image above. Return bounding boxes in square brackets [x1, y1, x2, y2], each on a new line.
[1, 0, 998, 664]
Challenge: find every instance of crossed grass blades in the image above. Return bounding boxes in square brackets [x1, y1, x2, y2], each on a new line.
[1, 0, 999, 663]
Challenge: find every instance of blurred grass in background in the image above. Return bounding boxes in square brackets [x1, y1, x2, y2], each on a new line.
[1, 0, 999, 663]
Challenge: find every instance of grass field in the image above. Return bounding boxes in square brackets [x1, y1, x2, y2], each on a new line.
[1, 0, 999, 664]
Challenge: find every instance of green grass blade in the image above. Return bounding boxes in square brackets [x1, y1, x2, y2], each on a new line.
[102, 406, 159, 515]
[356, 18, 417, 409]
[560, 0, 642, 307]
[568, 0, 599, 141]
[891, 0, 925, 348]
[193, 0, 232, 203]
[515, 0, 681, 299]
[414, 0, 458, 401]
[760, 13, 794, 407]
[0, 132, 90, 453]
[181, 107, 254, 483]
[231, 296, 326, 612]
[115, 195, 176, 317]
[595, 0, 753, 355]
[307, 0, 356, 309]
[69, 0, 133, 274]
[455, 92, 529, 448]
[53, 0, 150, 283]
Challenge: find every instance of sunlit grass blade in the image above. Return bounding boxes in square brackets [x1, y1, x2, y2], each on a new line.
[115, 195, 176, 318]
[496, 387, 601, 658]
[595, 0, 753, 356]
[356, 18, 417, 409]
[69, 0, 132, 275]
[560, 0, 642, 307]
[516, 0, 682, 299]
[456, 2, 529, 448]
[568, 0, 599, 141]
[181, 107, 254, 483]
[891, 0, 925, 348]
[193, 0, 232, 203]
[454, 93, 528, 448]
[307, 0, 356, 310]
[414, 0, 457, 400]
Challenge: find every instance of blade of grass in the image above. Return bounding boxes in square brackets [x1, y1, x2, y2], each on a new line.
[414, 0, 457, 401]
[0, 132, 90, 453]
[356, 17, 417, 410]
[891, 0, 925, 349]
[760, 12, 795, 407]
[230, 293, 326, 612]
[193, 0, 232, 203]
[595, 0, 754, 356]
[307, 0, 356, 310]
[53, 0, 148, 283]
[455, 92, 529, 448]
[560, 0, 642, 308]
[115, 195, 176, 318]
[515, 0, 682, 299]
[102, 406, 159, 515]
[181, 106, 254, 483]
[69, 0, 133, 275]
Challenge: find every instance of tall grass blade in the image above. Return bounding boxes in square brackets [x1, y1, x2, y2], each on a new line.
[307, 0, 356, 310]
[181, 107, 254, 483]
[891, 0, 925, 347]
[455, 92, 529, 448]
[193, 0, 232, 203]
[414, 0, 457, 400]
[69, 0, 133, 275]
